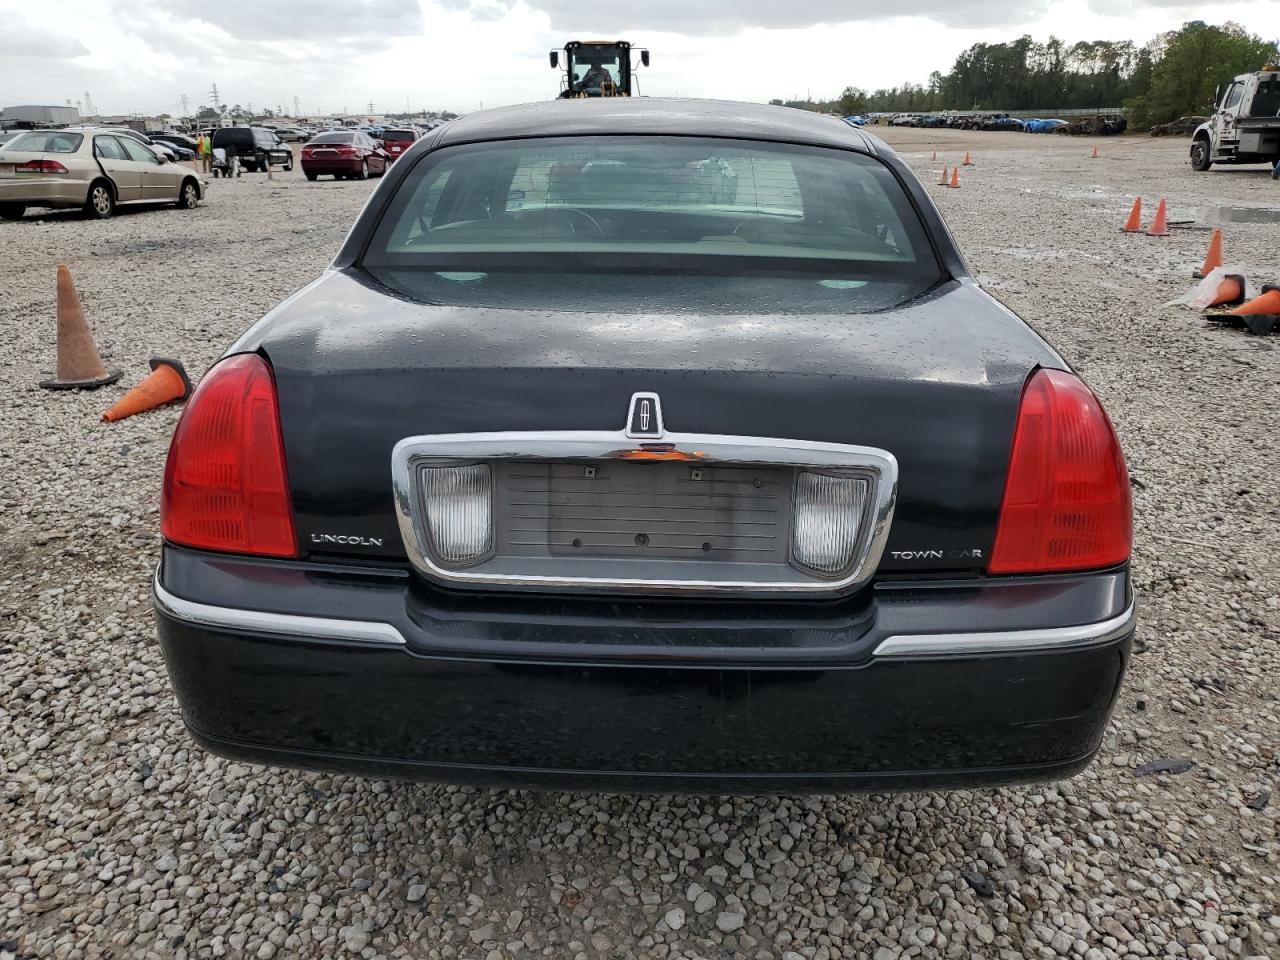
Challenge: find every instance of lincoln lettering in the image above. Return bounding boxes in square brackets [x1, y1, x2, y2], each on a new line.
[310, 533, 384, 547]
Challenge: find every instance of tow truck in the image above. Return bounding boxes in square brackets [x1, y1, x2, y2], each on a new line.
[550, 40, 650, 98]
[1190, 66, 1280, 171]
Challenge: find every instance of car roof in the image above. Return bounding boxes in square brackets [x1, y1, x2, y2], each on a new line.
[436, 98, 882, 155]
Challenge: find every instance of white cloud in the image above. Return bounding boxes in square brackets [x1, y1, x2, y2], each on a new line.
[0, 13, 90, 58]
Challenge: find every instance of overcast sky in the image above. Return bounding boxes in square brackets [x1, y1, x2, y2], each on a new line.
[2, 0, 1275, 117]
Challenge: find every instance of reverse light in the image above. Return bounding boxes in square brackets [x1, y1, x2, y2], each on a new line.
[16, 159, 68, 175]
[419, 463, 493, 565]
[791, 472, 869, 576]
[989, 369, 1131, 574]
[161, 353, 297, 557]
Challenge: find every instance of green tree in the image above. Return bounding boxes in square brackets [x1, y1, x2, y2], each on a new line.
[1125, 21, 1278, 127]
[836, 86, 869, 115]
[196, 106, 219, 120]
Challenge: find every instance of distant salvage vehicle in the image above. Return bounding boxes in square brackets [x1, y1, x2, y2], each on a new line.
[1149, 116, 1208, 137]
[300, 131, 389, 180]
[211, 127, 293, 173]
[380, 128, 419, 162]
[1191, 68, 1280, 171]
[151, 132, 199, 153]
[980, 114, 1023, 132]
[0, 128, 202, 220]
[1058, 116, 1127, 136]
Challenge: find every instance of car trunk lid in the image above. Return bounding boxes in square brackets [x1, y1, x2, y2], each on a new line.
[242, 269, 1063, 578]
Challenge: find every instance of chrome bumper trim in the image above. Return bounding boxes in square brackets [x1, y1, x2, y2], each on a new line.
[153, 572, 406, 647]
[873, 601, 1136, 659]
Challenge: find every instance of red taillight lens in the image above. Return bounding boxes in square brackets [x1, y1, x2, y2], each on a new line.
[338, 146, 358, 158]
[988, 369, 1131, 574]
[16, 159, 68, 174]
[161, 354, 297, 557]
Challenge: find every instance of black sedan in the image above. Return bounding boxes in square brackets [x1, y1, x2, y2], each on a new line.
[155, 99, 1134, 793]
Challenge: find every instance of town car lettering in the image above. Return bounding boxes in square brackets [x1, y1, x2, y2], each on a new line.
[154, 99, 1134, 794]
[890, 548, 985, 560]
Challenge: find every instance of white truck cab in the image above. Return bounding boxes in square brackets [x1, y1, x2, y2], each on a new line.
[1191, 66, 1280, 171]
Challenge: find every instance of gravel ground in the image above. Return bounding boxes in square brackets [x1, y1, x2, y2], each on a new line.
[1, 129, 1277, 960]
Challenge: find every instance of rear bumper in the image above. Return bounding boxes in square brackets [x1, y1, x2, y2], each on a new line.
[155, 546, 1134, 793]
[0, 177, 90, 207]
[300, 158, 363, 174]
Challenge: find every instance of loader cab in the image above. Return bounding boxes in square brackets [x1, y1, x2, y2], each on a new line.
[550, 40, 649, 98]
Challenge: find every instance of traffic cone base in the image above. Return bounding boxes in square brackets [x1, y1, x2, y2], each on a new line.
[1193, 228, 1224, 278]
[1147, 198, 1169, 237]
[39, 369, 123, 390]
[101, 357, 191, 422]
[39, 264, 123, 390]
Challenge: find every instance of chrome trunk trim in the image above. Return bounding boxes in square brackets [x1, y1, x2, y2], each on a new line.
[391, 431, 897, 595]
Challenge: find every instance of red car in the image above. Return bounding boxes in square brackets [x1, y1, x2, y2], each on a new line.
[300, 131, 389, 181]
[380, 128, 419, 162]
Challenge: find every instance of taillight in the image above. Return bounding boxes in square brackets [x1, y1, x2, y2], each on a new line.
[988, 368, 1131, 574]
[338, 146, 358, 158]
[161, 353, 296, 558]
[16, 159, 68, 175]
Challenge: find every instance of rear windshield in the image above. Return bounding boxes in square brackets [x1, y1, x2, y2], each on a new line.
[3, 131, 83, 153]
[382, 130, 415, 141]
[366, 136, 937, 276]
[310, 132, 353, 144]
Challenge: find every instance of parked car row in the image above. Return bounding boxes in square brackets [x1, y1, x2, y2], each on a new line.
[870, 112, 1127, 135]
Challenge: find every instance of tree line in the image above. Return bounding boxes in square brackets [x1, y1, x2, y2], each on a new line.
[772, 21, 1278, 128]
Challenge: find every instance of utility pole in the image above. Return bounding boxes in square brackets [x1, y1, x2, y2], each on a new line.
[367, 100, 375, 115]
[209, 82, 221, 111]
[180, 93, 189, 117]
[293, 96, 300, 117]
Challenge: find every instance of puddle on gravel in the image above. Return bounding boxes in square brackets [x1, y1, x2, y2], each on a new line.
[1196, 206, 1280, 225]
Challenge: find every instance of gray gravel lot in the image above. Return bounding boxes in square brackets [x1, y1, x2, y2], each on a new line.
[1, 131, 1277, 960]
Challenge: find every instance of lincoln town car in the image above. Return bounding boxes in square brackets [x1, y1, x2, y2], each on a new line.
[154, 99, 1134, 792]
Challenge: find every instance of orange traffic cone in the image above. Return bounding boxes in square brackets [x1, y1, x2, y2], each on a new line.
[1122, 197, 1143, 233]
[1146, 198, 1169, 237]
[962, 151, 973, 166]
[938, 166, 949, 186]
[1091, 146, 1099, 159]
[39, 265, 122, 390]
[1193, 229, 1223, 278]
[101, 357, 191, 422]
[949, 167, 960, 188]
[1228, 285, 1280, 335]
[930, 149, 937, 161]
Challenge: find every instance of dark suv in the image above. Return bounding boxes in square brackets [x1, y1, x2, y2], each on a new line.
[210, 127, 293, 172]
